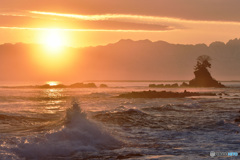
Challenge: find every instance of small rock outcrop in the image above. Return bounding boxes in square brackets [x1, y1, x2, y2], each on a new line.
[188, 55, 225, 88]
[37, 83, 97, 88]
[99, 84, 108, 88]
[148, 55, 225, 88]
[39, 84, 66, 88]
[69, 83, 97, 88]
[149, 83, 179, 88]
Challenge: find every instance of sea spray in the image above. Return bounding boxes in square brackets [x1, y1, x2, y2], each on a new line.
[11, 100, 121, 159]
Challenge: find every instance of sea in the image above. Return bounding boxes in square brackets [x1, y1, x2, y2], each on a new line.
[0, 81, 240, 160]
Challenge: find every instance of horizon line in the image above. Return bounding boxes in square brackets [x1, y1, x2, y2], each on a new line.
[84, 80, 240, 82]
[0, 37, 239, 49]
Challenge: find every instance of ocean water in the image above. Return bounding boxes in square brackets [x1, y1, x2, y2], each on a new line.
[0, 82, 240, 159]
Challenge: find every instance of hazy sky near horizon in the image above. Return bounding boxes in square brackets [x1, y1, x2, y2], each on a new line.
[1, 0, 240, 47]
[1, 0, 240, 82]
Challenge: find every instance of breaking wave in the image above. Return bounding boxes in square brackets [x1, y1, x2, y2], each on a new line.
[2, 100, 121, 159]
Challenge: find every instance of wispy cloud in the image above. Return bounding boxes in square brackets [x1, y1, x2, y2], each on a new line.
[30, 11, 240, 26]
[0, 12, 175, 32]
[2, 10, 240, 33]
[0, 26, 171, 32]
[0, 13, 27, 17]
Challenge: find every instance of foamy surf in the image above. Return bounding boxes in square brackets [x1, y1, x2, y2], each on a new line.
[2, 100, 121, 159]
[1, 84, 240, 159]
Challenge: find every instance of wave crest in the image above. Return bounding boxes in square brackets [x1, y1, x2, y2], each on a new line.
[10, 100, 121, 159]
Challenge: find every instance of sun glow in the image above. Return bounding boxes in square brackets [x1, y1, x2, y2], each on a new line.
[40, 29, 66, 52]
[31, 30, 77, 77]
[47, 81, 59, 86]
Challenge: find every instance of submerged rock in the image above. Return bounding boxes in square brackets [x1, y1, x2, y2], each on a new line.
[99, 84, 108, 88]
[149, 83, 179, 88]
[38, 83, 98, 88]
[69, 83, 97, 88]
[117, 90, 216, 98]
[38, 84, 66, 88]
[180, 82, 189, 87]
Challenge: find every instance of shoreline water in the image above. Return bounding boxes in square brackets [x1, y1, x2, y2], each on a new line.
[1, 82, 240, 159]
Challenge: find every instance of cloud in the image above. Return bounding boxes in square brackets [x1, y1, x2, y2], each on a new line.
[0, 27, 173, 33]
[2, 9, 240, 34]
[0, 12, 175, 32]
[0, 27, 173, 34]
[30, 11, 240, 26]
[2, 0, 240, 22]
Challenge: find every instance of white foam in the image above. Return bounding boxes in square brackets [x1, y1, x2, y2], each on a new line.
[12, 100, 121, 159]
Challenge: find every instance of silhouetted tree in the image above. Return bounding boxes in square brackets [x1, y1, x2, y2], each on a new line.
[194, 55, 212, 71]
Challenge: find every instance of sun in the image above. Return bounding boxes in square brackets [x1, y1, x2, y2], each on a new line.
[47, 81, 59, 86]
[46, 31, 63, 49]
[40, 29, 66, 52]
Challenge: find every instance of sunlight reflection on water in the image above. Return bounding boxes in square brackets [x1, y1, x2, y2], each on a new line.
[44, 89, 64, 98]
[1, 84, 240, 159]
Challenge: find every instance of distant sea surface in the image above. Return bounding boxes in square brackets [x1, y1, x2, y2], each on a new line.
[1, 81, 240, 159]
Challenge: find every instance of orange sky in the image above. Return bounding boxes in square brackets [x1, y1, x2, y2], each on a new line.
[1, 0, 240, 47]
[1, 0, 240, 82]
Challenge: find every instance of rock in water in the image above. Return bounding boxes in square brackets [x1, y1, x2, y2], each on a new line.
[188, 55, 225, 88]
[189, 67, 225, 87]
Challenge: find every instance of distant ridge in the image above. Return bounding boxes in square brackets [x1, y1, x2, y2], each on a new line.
[1, 37, 240, 49]
[1, 38, 240, 81]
